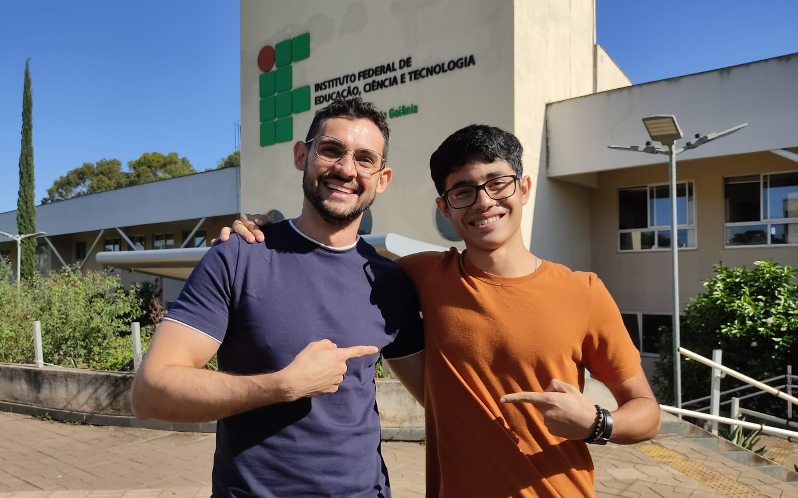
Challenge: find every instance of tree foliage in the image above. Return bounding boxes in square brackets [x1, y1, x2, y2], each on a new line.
[654, 261, 798, 417]
[17, 60, 36, 279]
[42, 152, 196, 204]
[213, 150, 240, 170]
[128, 152, 196, 185]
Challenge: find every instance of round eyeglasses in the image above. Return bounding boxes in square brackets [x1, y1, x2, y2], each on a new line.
[441, 175, 521, 209]
[305, 135, 386, 176]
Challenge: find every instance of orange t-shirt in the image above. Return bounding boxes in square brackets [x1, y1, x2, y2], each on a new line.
[398, 249, 641, 498]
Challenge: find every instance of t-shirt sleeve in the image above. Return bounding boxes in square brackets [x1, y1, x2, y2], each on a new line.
[380, 264, 425, 360]
[582, 274, 641, 383]
[164, 237, 239, 343]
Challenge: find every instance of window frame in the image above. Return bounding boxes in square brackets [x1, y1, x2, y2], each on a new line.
[103, 237, 122, 252]
[617, 180, 697, 253]
[723, 169, 798, 248]
[620, 311, 674, 357]
[153, 233, 175, 250]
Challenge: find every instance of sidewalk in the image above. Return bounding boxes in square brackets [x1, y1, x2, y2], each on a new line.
[1, 410, 797, 498]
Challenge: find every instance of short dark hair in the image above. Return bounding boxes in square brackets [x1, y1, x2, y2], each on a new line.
[305, 98, 390, 160]
[429, 124, 523, 195]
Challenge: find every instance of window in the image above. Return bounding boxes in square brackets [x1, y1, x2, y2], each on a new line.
[128, 236, 146, 251]
[181, 231, 207, 248]
[724, 172, 798, 246]
[620, 312, 673, 356]
[618, 182, 696, 251]
[104, 238, 121, 252]
[153, 233, 175, 250]
[75, 241, 87, 260]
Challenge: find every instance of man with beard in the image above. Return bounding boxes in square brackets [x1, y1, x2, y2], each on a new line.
[131, 98, 425, 498]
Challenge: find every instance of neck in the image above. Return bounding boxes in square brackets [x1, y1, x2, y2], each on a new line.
[293, 201, 361, 248]
[465, 232, 539, 277]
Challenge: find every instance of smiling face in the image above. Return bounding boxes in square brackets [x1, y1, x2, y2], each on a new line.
[295, 117, 392, 227]
[436, 160, 531, 252]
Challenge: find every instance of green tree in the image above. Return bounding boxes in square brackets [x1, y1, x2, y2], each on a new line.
[42, 159, 127, 203]
[654, 261, 798, 417]
[17, 60, 36, 280]
[128, 152, 196, 185]
[213, 150, 240, 170]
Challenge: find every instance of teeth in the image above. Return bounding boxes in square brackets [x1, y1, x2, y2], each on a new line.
[474, 216, 500, 226]
[326, 183, 355, 194]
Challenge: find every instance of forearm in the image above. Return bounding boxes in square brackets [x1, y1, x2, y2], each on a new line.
[132, 365, 291, 423]
[608, 397, 661, 444]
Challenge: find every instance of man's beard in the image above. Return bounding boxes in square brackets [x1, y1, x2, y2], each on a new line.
[302, 167, 376, 227]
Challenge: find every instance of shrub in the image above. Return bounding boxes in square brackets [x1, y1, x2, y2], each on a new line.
[654, 261, 798, 418]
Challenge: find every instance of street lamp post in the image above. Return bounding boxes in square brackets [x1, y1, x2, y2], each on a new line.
[0, 230, 46, 291]
[609, 116, 747, 409]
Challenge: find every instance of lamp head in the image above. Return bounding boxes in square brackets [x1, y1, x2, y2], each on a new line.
[642, 115, 682, 146]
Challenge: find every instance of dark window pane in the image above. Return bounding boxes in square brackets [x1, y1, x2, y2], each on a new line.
[771, 223, 798, 244]
[619, 231, 655, 251]
[621, 313, 641, 351]
[642, 314, 672, 355]
[726, 225, 767, 246]
[618, 187, 648, 229]
[724, 177, 760, 223]
[657, 230, 671, 248]
[765, 172, 798, 220]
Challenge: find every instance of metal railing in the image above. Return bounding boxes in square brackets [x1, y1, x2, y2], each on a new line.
[660, 347, 798, 440]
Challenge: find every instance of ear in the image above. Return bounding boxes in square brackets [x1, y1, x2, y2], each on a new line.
[375, 166, 393, 194]
[293, 141, 308, 171]
[435, 196, 451, 220]
[519, 175, 532, 206]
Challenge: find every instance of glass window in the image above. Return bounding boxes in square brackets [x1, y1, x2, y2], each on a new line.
[104, 238, 121, 252]
[129, 236, 145, 251]
[153, 233, 175, 250]
[642, 314, 672, 355]
[35, 244, 50, 276]
[724, 172, 798, 247]
[621, 313, 641, 351]
[181, 231, 207, 248]
[75, 241, 87, 260]
[618, 182, 695, 251]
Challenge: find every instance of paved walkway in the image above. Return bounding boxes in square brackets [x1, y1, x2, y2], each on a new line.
[1, 411, 797, 498]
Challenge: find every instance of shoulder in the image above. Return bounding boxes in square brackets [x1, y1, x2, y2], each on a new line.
[397, 248, 459, 276]
[538, 261, 606, 296]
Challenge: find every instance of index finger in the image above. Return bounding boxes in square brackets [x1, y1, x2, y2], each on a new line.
[500, 392, 555, 406]
[339, 345, 379, 360]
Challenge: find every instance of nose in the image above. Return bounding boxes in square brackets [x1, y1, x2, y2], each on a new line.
[334, 151, 358, 177]
[471, 186, 496, 210]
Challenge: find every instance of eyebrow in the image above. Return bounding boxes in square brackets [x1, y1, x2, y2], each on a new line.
[449, 171, 513, 189]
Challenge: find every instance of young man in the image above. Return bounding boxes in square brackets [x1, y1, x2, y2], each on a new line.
[132, 98, 424, 498]
[223, 124, 661, 497]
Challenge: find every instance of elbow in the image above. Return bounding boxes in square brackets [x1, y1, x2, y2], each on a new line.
[130, 373, 155, 420]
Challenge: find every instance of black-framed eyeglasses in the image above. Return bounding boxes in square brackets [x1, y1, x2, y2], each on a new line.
[304, 135, 386, 176]
[441, 175, 521, 209]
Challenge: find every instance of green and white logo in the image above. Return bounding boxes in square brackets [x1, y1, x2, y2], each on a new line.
[258, 33, 311, 147]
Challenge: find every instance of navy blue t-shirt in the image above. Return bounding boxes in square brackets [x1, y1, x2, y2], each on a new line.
[166, 221, 424, 498]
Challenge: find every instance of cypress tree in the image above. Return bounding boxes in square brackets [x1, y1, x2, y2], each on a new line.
[17, 60, 36, 280]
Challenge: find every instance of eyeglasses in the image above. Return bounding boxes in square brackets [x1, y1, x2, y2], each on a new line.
[305, 135, 386, 176]
[441, 175, 521, 209]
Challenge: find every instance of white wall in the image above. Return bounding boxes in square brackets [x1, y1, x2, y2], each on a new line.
[547, 53, 798, 177]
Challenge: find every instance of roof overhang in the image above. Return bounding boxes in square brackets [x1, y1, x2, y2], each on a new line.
[95, 233, 448, 280]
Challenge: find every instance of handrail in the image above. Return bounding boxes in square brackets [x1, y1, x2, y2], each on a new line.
[738, 407, 798, 430]
[660, 405, 798, 439]
[683, 375, 786, 407]
[679, 347, 798, 408]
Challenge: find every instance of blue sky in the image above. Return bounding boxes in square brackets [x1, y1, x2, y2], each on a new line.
[1, 1, 796, 214]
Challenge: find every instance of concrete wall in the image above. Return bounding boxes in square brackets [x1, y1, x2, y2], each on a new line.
[0, 363, 424, 438]
[590, 149, 798, 315]
[595, 44, 632, 92]
[547, 53, 798, 177]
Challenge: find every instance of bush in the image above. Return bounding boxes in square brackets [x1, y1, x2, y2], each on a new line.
[0, 265, 147, 370]
[653, 261, 798, 418]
